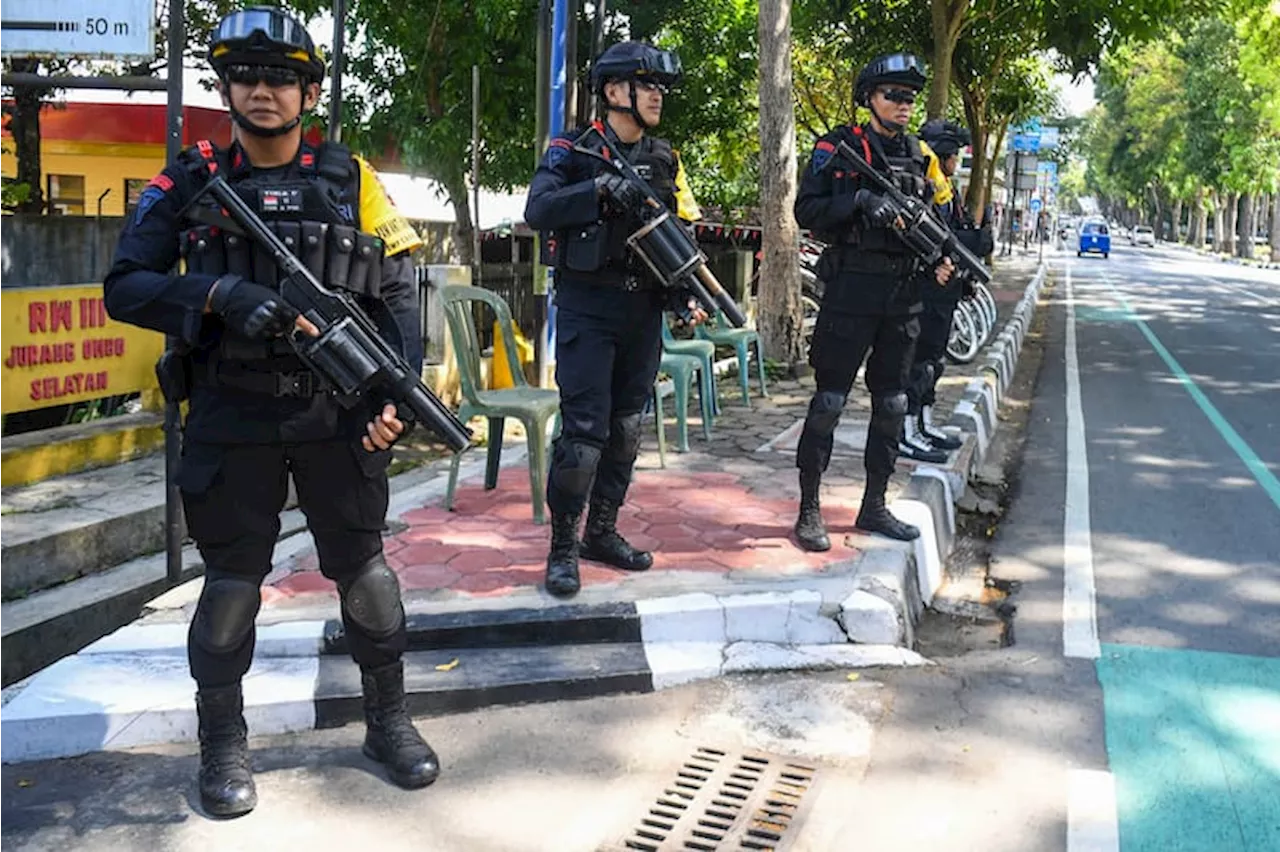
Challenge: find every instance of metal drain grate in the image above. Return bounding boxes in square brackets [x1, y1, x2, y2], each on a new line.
[606, 746, 822, 851]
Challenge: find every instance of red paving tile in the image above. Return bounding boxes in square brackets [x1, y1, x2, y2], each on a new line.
[447, 550, 514, 572]
[266, 469, 866, 600]
[275, 570, 334, 595]
[396, 564, 462, 589]
[399, 543, 463, 565]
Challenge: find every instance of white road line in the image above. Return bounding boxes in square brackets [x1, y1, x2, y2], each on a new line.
[1210, 277, 1275, 306]
[1063, 261, 1101, 660]
[1067, 769, 1121, 852]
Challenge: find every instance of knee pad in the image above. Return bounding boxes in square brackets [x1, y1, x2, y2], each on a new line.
[870, 392, 909, 437]
[191, 574, 261, 654]
[339, 556, 404, 638]
[806, 390, 847, 436]
[551, 439, 602, 498]
[608, 413, 644, 461]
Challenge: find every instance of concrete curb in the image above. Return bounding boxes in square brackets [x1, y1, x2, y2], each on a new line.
[2, 585, 927, 763]
[896, 261, 1049, 607]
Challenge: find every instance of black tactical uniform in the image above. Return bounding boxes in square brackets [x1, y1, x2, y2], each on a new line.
[103, 7, 438, 818]
[903, 120, 996, 459]
[525, 41, 697, 598]
[792, 53, 951, 550]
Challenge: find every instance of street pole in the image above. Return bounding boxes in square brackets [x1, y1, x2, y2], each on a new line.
[328, 0, 346, 142]
[532, 0, 551, 386]
[163, 0, 185, 584]
[472, 65, 481, 287]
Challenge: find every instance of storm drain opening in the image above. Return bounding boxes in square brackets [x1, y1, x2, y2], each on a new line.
[604, 746, 822, 851]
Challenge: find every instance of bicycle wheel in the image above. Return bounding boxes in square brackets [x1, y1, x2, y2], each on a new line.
[973, 281, 997, 331]
[947, 300, 982, 363]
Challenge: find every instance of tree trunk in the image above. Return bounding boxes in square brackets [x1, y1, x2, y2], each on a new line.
[958, 85, 988, 220]
[1237, 192, 1255, 259]
[1223, 191, 1239, 256]
[443, 174, 475, 269]
[1271, 191, 1280, 263]
[756, 0, 804, 367]
[982, 123, 1007, 229]
[927, 0, 961, 121]
[1192, 187, 1207, 248]
[1212, 191, 1226, 253]
[1170, 197, 1183, 244]
[1148, 186, 1164, 241]
[8, 59, 46, 214]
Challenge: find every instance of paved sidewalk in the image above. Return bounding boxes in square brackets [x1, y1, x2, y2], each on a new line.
[1, 251, 1048, 765]
[258, 251, 1043, 609]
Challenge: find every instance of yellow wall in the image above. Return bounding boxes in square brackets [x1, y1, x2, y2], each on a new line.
[2, 139, 165, 217]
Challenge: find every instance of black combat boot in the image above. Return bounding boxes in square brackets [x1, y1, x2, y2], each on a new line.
[899, 418, 949, 463]
[580, 496, 652, 571]
[920, 405, 962, 451]
[361, 660, 440, 789]
[855, 474, 920, 541]
[794, 469, 831, 552]
[545, 512, 582, 597]
[196, 684, 257, 818]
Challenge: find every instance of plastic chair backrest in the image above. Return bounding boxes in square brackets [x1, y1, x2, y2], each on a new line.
[440, 286, 528, 404]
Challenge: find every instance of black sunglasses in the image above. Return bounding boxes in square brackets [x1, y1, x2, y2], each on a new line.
[226, 64, 302, 88]
[878, 88, 917, 105]
[632, 77, 670, 95]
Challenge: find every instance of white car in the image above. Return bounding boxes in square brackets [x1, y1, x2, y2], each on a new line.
[1131, 225, 1156, 247]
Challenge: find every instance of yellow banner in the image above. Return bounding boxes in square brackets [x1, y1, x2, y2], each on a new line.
[2, 285, 164, 415]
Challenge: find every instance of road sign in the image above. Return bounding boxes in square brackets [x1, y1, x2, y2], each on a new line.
[1038, 127, 1061, 150]
[1, 0, 154, 60]
[1012, 134, 1041, 153]
[1030, 198, 1043, 213]
[1037, 161, 1058, 177]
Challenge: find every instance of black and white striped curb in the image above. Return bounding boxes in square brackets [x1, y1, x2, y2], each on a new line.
[1, 587, 927, 764]
[891, 261, 1049, 611]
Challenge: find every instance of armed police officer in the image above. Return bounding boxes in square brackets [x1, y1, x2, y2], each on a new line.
[525, 42, 705, 598]
[901, 119, 996, 461]
[792, 53, 955, 551]
[103, 7, 438, 818]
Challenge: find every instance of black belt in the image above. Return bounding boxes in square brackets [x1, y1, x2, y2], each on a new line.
[213, 368, 325, 398]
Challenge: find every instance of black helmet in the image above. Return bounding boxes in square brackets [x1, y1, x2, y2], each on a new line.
[590, 41, 682, 94]
[209, 6, 325, 84]
[855, 53, 927, 105]
[919, 119, 971, 157]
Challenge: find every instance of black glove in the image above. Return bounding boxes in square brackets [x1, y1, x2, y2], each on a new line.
[594, 172, 643, 217]
[209, 275, 298, 341]
[962, 276, 977, 299]
[853, 189, 898, 229]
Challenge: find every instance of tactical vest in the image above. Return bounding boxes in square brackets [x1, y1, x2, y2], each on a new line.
[545, 122, 679, 289]
[179, 140, 386, 389]
[828, 124, 931, 253]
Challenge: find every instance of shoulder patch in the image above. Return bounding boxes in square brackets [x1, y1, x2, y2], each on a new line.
[546, 137, 573, 167]
[134, 185, 167, 225]
[812, 140, 836, 174]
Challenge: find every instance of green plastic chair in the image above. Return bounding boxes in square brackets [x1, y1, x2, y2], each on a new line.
[695, 310, 768, 406]
[440, 285, 561, 525]
[653, 351, 714, 458]
[661, 320, 720, 420]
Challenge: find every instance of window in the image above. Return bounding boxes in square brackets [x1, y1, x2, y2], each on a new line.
[124, 178, 149, 215]
[47, 174, 85, 216]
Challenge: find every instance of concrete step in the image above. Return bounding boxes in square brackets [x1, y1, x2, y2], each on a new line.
[2, 588, 928, 764]
[1, 409, 166, 488]
[1, 453, 171, 601]
[0, 446, 514, 688]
